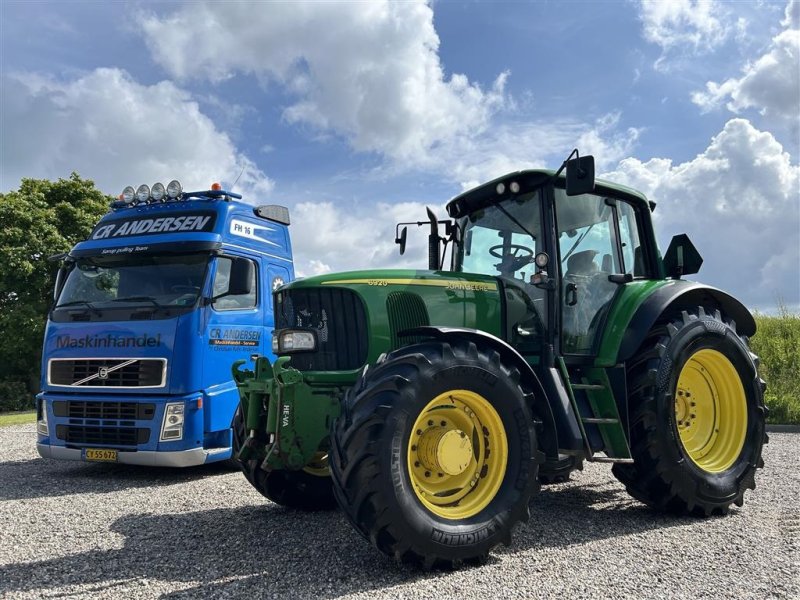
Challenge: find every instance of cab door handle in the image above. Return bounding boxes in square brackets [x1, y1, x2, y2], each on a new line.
[565, 283, 578, 306]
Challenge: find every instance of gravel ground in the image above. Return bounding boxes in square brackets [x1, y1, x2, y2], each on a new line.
[0, 425, 797, 599]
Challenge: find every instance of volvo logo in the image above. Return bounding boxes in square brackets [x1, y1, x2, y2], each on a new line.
[97, 367, 109, 380]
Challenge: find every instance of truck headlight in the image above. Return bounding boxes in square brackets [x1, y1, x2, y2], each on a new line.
[37, 399, 48, 436]
[160, 402, 185, 441]
[273, 330, 317, 354]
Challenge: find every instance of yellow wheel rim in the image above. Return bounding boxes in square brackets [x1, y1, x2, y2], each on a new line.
[407, 390, 508, 520]
[675, 349, 747, 473]
[303, 452, 330, 477]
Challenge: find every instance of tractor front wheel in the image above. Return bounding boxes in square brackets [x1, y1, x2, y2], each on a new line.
[612, 307, 767, 516]
[330, 340, 540, 569]
[232, 408, 336, 511]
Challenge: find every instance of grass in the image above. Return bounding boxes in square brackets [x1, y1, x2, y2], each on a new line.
[751, 308, 800, 425]
[0, 410, 37, 427]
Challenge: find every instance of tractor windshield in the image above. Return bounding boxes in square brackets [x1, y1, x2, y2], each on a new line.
[456, 191, 543, 281]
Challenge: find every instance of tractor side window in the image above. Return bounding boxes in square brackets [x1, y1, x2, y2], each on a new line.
[212, 256, 257, 310]
[617, 202, 644, 276]
[556, 191, 621, 354]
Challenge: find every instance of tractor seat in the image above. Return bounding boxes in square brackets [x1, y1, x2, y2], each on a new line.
[565, 249, 599, 278]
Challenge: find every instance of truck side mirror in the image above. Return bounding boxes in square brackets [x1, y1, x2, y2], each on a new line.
[228, 257, 254, 296]
[663, 233, 703, 278]
[566, 155, 595, 196]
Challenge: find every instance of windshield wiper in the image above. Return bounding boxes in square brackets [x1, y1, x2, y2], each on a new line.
[111, 296, 167, 309]
[55, 300, 101, 313]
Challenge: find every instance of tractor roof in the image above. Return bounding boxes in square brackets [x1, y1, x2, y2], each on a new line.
[446, 168, 652, 219]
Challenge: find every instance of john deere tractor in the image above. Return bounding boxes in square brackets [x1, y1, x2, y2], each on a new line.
[232, 151, 766, 568]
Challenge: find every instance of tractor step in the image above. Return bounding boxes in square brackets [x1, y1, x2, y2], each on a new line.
[582, 417, 619, 424]
[589, 456, 634, 464]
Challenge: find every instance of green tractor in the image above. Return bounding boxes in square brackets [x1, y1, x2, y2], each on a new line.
[232, 151, 767, 568]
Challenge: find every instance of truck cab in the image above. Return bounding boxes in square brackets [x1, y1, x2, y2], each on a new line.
[36, 181, 294, 467]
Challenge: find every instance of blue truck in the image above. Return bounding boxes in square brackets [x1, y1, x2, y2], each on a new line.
[36, 180, 294, 467]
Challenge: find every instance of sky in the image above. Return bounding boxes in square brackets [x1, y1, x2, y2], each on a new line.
[1, 0, 798, 312]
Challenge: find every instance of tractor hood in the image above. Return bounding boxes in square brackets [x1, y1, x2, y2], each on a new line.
[273, 269, 504, 375]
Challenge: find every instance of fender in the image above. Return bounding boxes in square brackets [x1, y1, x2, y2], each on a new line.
[399, 325, 564, 460]
[617, 281, 756, 363]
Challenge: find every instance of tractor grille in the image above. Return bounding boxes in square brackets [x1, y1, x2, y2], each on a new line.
[52, 401, 156, 421]
[274, 287, 368, 371]
[55, 425, 149, 446]
[48, 358, 166, 388]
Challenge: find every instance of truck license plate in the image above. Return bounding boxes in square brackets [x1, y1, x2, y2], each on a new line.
[84, 448, 118, 462]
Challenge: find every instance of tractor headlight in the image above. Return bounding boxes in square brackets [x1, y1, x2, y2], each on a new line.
[273, 330, 317, 354]
[160, 402, 185, 441]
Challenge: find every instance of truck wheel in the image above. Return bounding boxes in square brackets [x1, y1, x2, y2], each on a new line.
[612, 307, 767, 516]
[539, 454, 583, 485]
[330, 340, 540, 569]
[233, 407, 336, 511]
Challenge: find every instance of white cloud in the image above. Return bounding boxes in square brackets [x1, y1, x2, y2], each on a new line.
[603, 118, 800, 310]
[637, 0, 731, 68]
[691, 2, 800, 126]
[138, 1, 507, 170]
[290, 200, 437, 278]
[0, 68, 272, 196]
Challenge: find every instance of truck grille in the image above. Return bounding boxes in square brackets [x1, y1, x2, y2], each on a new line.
[48, 358, 166, 388]
[274, 287, 368, 371]
[52, 401, 156, 421]
[55, 425, 150, 446]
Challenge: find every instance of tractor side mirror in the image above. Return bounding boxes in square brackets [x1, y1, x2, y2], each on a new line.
[228, 257, 254, 296]
[395, 226, 408, 256]
[566, 155, 595, 196]
[663, 233, 703, 278]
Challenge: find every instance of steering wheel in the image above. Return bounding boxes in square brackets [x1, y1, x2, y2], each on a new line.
[489, 244, 534, 273]
[489, 244, 532, 260]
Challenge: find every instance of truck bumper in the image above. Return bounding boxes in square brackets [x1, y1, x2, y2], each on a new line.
[36, 443, 230, 467]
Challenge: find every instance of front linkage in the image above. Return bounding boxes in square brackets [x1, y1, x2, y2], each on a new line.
[232, 356, 339, 471]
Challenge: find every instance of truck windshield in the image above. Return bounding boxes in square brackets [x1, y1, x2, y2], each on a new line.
[457, 191, 543, 280]
[56, 253, 209, 309]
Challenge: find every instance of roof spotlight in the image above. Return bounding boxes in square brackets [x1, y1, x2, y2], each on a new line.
[121, 186, 136, 204]
[136, 184, 151, 203]
[509, 181, 520, 194]
[167, 180, 182, 200]
[151, 182, 166, 202]
[496, 182, 506, 195]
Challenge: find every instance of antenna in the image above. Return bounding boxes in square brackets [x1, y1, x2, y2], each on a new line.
[230, 165, 246, 193]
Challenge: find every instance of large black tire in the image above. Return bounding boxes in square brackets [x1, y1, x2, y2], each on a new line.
[232, 407, 336, 511]
[612, 307, 767, 516]
[330, 340, 540, 569]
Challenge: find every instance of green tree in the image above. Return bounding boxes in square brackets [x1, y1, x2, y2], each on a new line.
[0, 174, 111, 409]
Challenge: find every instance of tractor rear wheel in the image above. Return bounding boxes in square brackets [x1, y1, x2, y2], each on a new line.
[330, 340, 540, 569]
[612, 307, 767, 516]
[232, 408, 336, 511]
